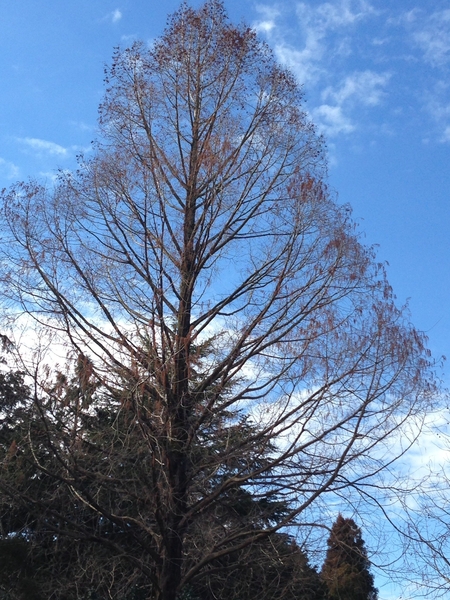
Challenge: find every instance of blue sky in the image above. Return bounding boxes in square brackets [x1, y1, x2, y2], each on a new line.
[1, 1, 449, 597]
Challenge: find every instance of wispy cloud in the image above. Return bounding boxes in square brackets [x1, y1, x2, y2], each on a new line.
[298, 0, 376, 30]
[313, 104, 355, 136]
[410, 9, 450, 67]
[254, 2, 397, 141]
[314, 71, 389, 136]
[101, 8, 122, 24]
[70, 120, 93, 133]
[254, 1, 378, 87]
[441, 125, 450, 143]
[274, 43, 324, 86]
[322, 70, 390, 106]
[285, 0, 376, 82]
[111, 9, 122, 24]
[254, 5, 280, 34]
[422, 81, 450, 143]
[18, 137, 68, 157]
[0, 157, 19, 179]
[121, 34, 138, 44]
[387, 7, 450, 141]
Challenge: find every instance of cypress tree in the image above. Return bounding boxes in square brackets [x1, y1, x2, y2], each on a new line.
[321, 514, 378, 600]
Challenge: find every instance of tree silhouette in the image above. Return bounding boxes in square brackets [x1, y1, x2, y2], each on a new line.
[321, 515, 378, 600]
[0, 1, 436, 599]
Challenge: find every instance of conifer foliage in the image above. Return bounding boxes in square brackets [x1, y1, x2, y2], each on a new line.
[321, 515, 378, 600]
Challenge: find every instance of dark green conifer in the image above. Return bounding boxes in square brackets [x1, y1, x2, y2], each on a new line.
[321, 515, 378, 600]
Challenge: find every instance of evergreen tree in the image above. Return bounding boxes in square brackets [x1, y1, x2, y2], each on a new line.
[189, 532, 327, 600]
[321, 515, 378, 600]
[0, 352, 326, 600]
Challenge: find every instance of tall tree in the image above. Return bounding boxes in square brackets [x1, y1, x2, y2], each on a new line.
[0, 1, 436, 599]
[321, 515, 378, 600]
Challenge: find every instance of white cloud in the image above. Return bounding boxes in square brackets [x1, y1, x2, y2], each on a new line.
[256, 0, 377, 86]
[111, 9, 122, 24]
[322, 70, 390, 106]
[313, 104, 355, 136]
[411, 9, 450, 67]
[299, 0, 376, 30]
[312, 71, 389, 137]
[387, 8, 420, 28]
[274, 42, 324, 86]
[101, 8, 122, 24]
[391, 6, 450, 142]
[121, 34, 138, 44]
[18, 137, 68, 157]
[253, 2, 390, 140]
[70, 120, 93, 132]
[441, 125, 450, 143]
[421, 80, 450, 143]
[0, 157, 19, 179]
[254, 5, 280, 34]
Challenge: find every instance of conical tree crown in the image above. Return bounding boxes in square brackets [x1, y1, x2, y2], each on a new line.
[321, 515, 378, 600]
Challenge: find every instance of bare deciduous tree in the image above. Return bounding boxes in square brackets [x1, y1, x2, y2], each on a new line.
[0, 2, 437, 599]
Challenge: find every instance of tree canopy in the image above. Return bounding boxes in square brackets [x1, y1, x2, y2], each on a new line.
[0, 1, 437, 599]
